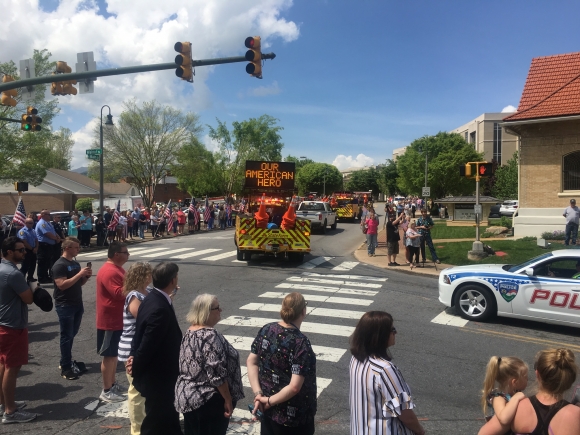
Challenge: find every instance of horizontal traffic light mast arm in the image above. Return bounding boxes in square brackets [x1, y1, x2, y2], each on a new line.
[0, 117, 24, 123]
[0, 53, 276, 92]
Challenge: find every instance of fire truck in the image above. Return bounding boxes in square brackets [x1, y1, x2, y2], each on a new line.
[331, 191, 360, 221]
[234, 161, 311, 263]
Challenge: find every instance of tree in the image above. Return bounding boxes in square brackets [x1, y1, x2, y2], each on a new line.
[0, 49, 60, 185]
[491, 152, 518, 200]
[97, 99, 202, 207]
[295, 163, 342, 196]
[377, 159, 402, 197]
[45, 128, 74, 170]
[285, 155, 315, 171]
[346, 168, 380, 195]
[172, 137, 222, 197]
[396, 132, 483, 199]
[75, 197, 93, 212]
[208, 115, 284, 195]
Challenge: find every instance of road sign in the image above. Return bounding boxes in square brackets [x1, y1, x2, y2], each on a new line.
[86, 154, 100, 161]
[422, 187, 430, 197]
[474, 205, 482, 214]
[86, 149, 102, 156]
[76, 52, 97, 94]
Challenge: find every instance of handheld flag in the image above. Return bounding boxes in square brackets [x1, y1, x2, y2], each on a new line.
[165, 200, 173, 232]
[203, 197, 212, 223]
[107, 200, 121, 231]
[13, 197, 26, 226]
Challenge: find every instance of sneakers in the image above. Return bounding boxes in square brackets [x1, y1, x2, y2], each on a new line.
[2, 409, 37, 424]
[61, 368, 78, 380]
[112, 382, 128, 395]
[0, 401, 26, 414]
[73, 361, 87, 374]
[99, 388, 126, 403]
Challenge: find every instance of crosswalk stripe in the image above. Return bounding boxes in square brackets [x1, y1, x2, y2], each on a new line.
[302, 272, 388, 282]
[76, 247, 153, 258]
[221, 316, 355, 337]
[240, 366, 331, 398]
[430, 310, 469, 327]
[201, 250, 238, 261]
[275, 282, 378, 296]
[223, 335, 346, 362]
[171, 248, 221, 259]
[259, 292, 373, 306]
[140, 247, 194, 258]
[298, 256, 334, 269]
[332, 261, 359, 271]
[240, 303, 365, 320]
[287, 276, 382, 288]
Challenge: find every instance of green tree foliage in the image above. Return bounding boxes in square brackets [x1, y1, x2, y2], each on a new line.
[296, 163, 342, 196]
[346, 168, 380, 195]
[45, 128, 74, 170]
[95, 99, 202, 207]
[285, 155, 315, 171]
[75, 197, 93, 212]
[377, 159, 402, 197]
[0, 49, 60, 185]
[396, 132, 482, 199]
[208, 115, 284, 195]
[491, 151, 518, 200]
[172, 137, 222, 197]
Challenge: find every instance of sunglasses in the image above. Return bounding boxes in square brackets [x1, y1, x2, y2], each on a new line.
[13, 248, 27, 253]
[391, 327, 397, 334]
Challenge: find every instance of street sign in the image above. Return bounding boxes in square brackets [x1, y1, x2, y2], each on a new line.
[422, 187, 430, 197]
[86, 149, 102, 156]
[76, 52, 97, 94]
[19, 59, 36, 101]
[474, 204, 482, 214]
[86, 154, 100, 161]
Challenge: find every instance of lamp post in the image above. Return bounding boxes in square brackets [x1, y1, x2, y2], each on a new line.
[99, 105, 114, 214]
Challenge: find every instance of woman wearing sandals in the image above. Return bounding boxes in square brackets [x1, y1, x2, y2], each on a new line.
[405, 221, 422, 269]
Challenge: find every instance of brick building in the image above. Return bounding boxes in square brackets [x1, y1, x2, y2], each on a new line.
[503, 51, 580, 237]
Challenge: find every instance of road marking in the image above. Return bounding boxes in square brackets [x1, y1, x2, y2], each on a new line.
[140, 247, 194, 258]
[460, 327, 580, 352]
[259, 292, 373, 306]
[276, 282, 378, 296]
[430, 311, 469, 327]
[171, 248, 221, 259]
[224, 335, 346, 362]
[240, 303, 365, 320]
[332, 261, 359, 271]
[220, 316, 355, 337]
[76, 247, 151, 258]
[302, 272, 388, 282]
[201, 250, 238, 261]
[240, 366, 331, 398]
[84, 399, 128, 418]
[288, 276, 382, 288]
[298, 256, 334, 269]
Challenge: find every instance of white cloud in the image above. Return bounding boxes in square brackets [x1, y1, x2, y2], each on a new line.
[332, 154, 375, 170]
[70, 118, 99, 169]
[501, 105, 517, 113]
[241, 80, 281, 97]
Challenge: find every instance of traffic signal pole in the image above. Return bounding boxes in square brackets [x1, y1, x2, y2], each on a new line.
[0, 53, 276, 93]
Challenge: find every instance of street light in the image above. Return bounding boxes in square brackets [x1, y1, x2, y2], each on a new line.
[99, 105, 114, 214]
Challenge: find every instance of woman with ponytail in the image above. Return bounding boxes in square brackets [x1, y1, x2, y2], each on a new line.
[479, 348, 580, 435]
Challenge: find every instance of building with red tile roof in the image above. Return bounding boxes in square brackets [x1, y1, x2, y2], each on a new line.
[503, 51, 580, 237]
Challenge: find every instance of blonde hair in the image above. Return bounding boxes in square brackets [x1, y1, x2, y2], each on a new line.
[535, 348, 577, 398]
[186, 293, 216, 326]
[280, 292, 306, 323]
[481, 356, 528, 414]
[123, 262, 152, 296]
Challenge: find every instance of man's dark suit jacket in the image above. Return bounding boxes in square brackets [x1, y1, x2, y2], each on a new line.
[131, 288, 182, 397]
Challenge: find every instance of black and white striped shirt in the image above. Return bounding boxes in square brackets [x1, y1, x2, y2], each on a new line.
[118, 290, 147, 362]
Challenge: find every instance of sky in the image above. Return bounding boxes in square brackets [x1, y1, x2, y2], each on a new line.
[2, 0, 580, 171]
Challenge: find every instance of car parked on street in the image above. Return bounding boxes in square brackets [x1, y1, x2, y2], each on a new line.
[488, 204, 501, 218]
[499, 200, 519, 216]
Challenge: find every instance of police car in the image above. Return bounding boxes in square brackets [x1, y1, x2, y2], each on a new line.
[438, 250, 580, 328]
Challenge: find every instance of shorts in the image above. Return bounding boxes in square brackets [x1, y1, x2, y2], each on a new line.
[0, 326, 28, 368]
[387, 241, 400, 255]
[107, 230, 116, 237]
[97, 329, 123, 357]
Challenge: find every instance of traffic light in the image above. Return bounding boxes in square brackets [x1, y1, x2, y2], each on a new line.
[21, 107, 41, 132]
[478, 163, 494, 177]
[459, 163, 472, 177]
[13, 182, 28, 192]
[1, 75, 18, 107]
[174, 42, 193, 82]
[51, 61, 77, 96]
[245, 36, 262, 78]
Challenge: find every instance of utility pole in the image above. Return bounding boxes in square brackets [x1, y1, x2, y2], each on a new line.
[424, 151, 428, 210]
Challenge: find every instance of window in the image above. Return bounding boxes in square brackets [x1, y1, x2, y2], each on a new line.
[493, 123, 502, 165]
[470, 131, 476, 144]
[563, 151, 580, 191]
[464, 131, 468, 142]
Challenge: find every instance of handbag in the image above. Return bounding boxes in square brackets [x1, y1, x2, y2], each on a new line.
[362, 224, 368, 234]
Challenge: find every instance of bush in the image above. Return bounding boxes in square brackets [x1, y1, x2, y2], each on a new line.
[499, 216, 512, 229]
[75, 198, 93, 213]
[541, 230, 566, 240]
[481, 233, 494, 238]
[520, 236, 537, 242]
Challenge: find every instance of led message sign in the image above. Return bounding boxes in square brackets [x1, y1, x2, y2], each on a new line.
[244, 161, 295, 189]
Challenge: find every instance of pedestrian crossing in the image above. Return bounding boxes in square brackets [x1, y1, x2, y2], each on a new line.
[83, 270, 387, 433]
[75, 247, 362, 271]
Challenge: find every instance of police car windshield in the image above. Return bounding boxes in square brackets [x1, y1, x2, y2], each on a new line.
[508, 252, 554, 273]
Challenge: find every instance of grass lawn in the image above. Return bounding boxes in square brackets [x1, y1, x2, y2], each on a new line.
[430, 224, 488, 239]
[435, 239, 573, 266]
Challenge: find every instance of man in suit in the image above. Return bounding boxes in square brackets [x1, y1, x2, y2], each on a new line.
[126, 262, 182, 435]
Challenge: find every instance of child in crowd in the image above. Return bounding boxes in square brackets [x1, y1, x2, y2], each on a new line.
[481, 356, 528, 430]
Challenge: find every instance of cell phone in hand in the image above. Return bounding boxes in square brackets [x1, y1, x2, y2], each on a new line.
[87, 262, 92, 269]
[248, 404, 263, 419]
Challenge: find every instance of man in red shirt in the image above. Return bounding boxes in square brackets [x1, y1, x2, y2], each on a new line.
[96, 242, 129, 402]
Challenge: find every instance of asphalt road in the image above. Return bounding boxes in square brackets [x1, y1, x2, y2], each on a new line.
[5, 208, 580, 434]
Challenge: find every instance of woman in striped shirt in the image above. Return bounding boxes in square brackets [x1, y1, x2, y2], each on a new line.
[349, 311, 425, 435]
[119, 262, 152, 435]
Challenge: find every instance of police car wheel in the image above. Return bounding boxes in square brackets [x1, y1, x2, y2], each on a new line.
[453, 284, 496, 322]
[322, 220, 327, 234]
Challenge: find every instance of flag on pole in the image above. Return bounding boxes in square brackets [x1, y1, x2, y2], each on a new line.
[107, 200, 121, 231]
[13, 197, 26, 226]
[188, 197, 196, 215]
[165, 200, 173, 232]
[203, 197, 212, 223]
[190, 197, 200, 226]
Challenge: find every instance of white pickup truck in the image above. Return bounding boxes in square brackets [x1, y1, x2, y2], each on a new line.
[297, 201, 337, 233]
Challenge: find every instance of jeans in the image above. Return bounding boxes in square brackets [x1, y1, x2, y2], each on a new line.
[367, 233, 377, 254]
[55, 303, 84, 369]
[220, 219, 226, 230]
[565, 222, 578, 245]
[420, 232, 439, 262]
[139, 224, 147, 239]
[208, 217, 214, 230]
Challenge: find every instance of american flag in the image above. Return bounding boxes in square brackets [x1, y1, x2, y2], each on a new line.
[239, 198, 246, 213]
[107, 200, 121, 231]
[13, 197, 26, 226]
[189, 197, 200, 226]
[203, 197, 212, 222]
[226, 204, 231, 218]
[165, 199, 173, 232]
[188, 197, 196, 215]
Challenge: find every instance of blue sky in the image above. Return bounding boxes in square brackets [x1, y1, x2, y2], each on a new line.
[19, 0, 580, 169]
